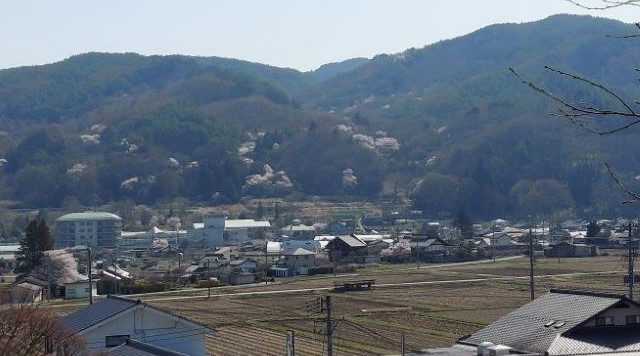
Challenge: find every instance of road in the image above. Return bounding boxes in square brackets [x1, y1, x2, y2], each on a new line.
[45, 256, 618, 308]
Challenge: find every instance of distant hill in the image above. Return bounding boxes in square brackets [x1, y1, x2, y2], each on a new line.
[1, 15, 639, 219]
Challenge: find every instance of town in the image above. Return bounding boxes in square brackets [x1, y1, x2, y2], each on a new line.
[0, 199, 638, 355]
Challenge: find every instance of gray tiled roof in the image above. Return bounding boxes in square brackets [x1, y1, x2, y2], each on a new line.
[107, 339, 189, 356]
[462, 290, 627, 354]
[61, 296, 138, 332]
[548, 327, 640, 355]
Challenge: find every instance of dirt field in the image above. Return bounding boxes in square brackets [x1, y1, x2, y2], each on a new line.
[134, 255, 631, 355]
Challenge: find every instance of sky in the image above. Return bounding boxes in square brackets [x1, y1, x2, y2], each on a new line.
[1, 0, 638, 72]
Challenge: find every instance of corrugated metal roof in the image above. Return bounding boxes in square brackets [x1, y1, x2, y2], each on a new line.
[335, 235, 366, 248]
[463, 290, 629, 354]
[225, 219, 270, 229]
[0, 244, 20, 253]
[57, 212, 122, 222]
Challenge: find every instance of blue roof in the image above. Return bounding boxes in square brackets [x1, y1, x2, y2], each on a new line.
[61, 296, 138, 332]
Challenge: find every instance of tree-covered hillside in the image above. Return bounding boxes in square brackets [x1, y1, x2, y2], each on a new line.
[1, 15, 639, 220]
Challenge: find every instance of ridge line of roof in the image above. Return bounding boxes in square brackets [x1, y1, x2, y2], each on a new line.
[550, 289, 627, 299]
[97, 295, 214, 332]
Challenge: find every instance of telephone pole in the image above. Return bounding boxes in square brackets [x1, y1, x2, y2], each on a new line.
[529, 221, 535, 301]
[324, 296, 333, 356]
[628, 223, 637, 300]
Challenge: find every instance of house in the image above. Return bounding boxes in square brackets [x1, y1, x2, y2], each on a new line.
[229, 271, 256, 285]
[60, 295, 214, 355]
[280, 219, 316, 240]
[325, 235, 367, 261]
[545, 241, 598, 258]
[408, 236, 449, 257]
[229, 258, 258, 273]
[281, 247, 316, 275]
[366, 239, 392, 255]
[438, 289, 640, 355]
[0, 243, 20, 271]
[10, 281, 43, 303]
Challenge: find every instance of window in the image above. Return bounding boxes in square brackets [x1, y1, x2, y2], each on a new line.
[595, 316, 615, 326]
[105, 335, 130, 347]
[627, 315, 640, 325]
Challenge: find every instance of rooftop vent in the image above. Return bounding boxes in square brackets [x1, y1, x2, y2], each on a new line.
[488, 345, 511, 356]
[477, 341, 494, 356]
[553, 321, 566, 329]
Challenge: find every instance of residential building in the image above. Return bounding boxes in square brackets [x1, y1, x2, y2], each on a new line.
[408, 236, 449, 257]
[10, 281, 43, 303]
[280, 219, 316, 240]
[0, 243, 20, 271]
[545, 241, 598, 258]
[325, 235, 367, 262]
[435, 289, 640, 355]
[55, 212, 122, 248]
[60, 295, 214, 355]
[281, 247, 316, 275]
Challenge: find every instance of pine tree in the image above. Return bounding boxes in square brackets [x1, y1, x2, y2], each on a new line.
[256, 202, 265, 219]
[453, 205, 474, 239]
[15, 219, 53, 273]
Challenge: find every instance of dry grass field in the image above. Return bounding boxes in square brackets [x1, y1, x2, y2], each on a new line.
[51, 254, 632, 355]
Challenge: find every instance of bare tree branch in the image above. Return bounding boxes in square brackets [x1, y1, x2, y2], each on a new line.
[509, 67, 640, 134]
[604, 163, 640, 203]
[567, 0, 640, 10]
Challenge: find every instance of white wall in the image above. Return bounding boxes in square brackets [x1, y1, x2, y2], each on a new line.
[81, 305, 208, 355]
[582, 303, 640, 327]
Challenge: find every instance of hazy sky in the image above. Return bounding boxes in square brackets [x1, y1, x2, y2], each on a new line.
[1, 0, 638, 72]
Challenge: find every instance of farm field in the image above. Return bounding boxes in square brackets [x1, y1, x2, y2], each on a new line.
[52, 255, 631, 355]
[156, 255, 629, 355]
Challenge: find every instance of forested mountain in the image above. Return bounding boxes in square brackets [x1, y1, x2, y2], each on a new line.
[1, 14, 639, 220]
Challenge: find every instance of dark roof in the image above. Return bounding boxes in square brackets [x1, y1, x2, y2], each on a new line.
[61, 295, 138, 332]
[230, 258, 256, 266]
[462, 289, 635, 354]
[107, 339, 189, 356]
[61, 295, 214, 334]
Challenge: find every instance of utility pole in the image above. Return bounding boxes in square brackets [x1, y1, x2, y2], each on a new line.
[492, 221, 496, 262]
[88, 247, 93, 305]
[629, 223, 636, 300]
[265, 237, 269, 285]
[529, 223, 534, 301]
[325, 296, 333, 356]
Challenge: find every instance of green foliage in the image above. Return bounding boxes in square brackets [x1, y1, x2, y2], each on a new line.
[586, 221, 601, 237]
[412, 173, 460, 216]
[510, 179, 575, 217]
[1, 16, 639, 218]
[453, 205, 474, 239]
[15, 219, 53, 273]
